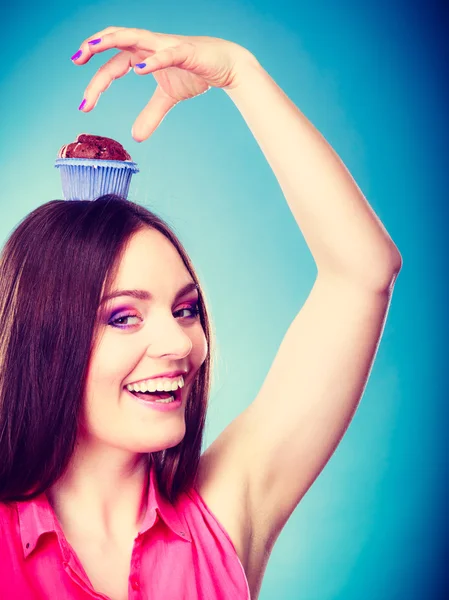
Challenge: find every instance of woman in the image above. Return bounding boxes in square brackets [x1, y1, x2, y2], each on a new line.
[0, 27, 402, 600]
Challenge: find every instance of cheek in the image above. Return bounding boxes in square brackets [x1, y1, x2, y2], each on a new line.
[86, 339, 139, 391]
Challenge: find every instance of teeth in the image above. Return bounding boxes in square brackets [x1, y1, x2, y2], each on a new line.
[147, 380, 157, 392]
[126, 375, 184, 393]
[155, 395, 175, 404]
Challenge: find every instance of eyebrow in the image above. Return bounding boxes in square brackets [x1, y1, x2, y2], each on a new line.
[100, 282, 199, 305]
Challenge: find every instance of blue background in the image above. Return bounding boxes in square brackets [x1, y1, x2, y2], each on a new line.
[1, 1, 447, 598]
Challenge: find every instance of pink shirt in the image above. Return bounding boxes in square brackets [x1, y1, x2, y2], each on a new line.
[0, 465, 250, 599]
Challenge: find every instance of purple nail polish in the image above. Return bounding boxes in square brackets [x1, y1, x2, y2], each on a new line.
[78, 99, 87, 111]
[88, 38, 102, 45]
[71, 49, 82, 61]
[135, 63, 146, 69]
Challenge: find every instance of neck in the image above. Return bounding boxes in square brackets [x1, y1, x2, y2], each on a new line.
[46, 440, 151, 544]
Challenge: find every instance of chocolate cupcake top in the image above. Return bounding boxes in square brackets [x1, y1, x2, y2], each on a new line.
[58, 134, 131, 161]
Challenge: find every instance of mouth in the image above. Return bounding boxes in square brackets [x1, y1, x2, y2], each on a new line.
[124, 385, 183, 404]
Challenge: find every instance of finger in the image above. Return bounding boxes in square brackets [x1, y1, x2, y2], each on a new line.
[79, 51, 133, 112]
[133, 43, 195, 76]
[74, 28, 164, 65]
[131, 85, 178, 142]
[71, 26, 124, 64]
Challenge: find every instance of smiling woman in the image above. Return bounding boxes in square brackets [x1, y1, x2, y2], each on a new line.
[0, 196, 215, 502]
[0, 195, 213, 505]
[0, 23, 403, 600]
[0, 195, 247, 600]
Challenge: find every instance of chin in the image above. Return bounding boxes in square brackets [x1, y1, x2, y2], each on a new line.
[130, 427, 187, 454]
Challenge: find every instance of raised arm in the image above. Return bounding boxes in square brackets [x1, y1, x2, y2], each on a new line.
[72, 28, 402, 593]
[224, 59, 401, 286]
[197, 45, 402, 589]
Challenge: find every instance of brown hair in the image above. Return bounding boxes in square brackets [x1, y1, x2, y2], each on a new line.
[0, 195, 213, 505]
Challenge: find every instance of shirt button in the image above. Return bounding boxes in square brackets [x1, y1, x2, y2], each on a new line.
[131, 578, 140, 591]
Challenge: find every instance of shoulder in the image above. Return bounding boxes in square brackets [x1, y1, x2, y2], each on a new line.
[193, 449, 253, 569]
[193, 450, 271, 600]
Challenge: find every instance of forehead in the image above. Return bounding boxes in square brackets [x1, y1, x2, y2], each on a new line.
[112, 228, 191, 289]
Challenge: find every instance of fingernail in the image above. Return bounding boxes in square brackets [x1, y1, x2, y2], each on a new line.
[71, 49, 82, 61]
[88, 38, 102, 45]
[135, 63, 146, 69]
[78, 99, 87, 111]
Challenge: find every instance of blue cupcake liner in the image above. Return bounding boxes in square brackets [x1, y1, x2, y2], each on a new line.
[55, 158, 139, 201]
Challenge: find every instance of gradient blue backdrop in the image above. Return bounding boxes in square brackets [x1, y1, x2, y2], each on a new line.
[1, 1, 446, 598]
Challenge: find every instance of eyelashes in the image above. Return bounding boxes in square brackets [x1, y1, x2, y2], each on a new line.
[108, 302, 200, 329]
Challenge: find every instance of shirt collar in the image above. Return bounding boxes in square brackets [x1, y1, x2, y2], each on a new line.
[17, 460, 191, 559]
[17, 492, 65, 559]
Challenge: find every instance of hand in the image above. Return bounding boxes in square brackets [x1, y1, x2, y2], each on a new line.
[72, 26, 257, 141]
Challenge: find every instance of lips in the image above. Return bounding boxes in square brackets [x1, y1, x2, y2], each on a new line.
[126, 370, 187, 387]
[126, 386, 182, 403]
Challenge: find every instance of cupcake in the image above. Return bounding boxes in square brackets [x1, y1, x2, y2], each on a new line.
[55, 134, 139, 200]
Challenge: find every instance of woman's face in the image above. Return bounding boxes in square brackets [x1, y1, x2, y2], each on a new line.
[81, 227, 208, 454]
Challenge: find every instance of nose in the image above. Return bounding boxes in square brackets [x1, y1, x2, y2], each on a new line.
[144, 313, 193, 359]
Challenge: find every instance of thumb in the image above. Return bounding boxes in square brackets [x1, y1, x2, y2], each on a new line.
[131, 85, 178, 142]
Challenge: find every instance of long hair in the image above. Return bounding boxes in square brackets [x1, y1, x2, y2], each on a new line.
[0, 195, 213, 505]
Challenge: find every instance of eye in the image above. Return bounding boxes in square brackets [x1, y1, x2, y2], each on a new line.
[109, 312, 141, 328]
[175, 303, 200, 319]
[107, 302, 200, 330]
